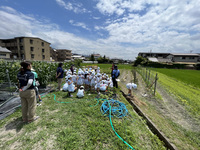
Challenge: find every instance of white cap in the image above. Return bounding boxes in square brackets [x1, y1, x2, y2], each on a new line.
[68, 74, 72, 78]
[132, 83, 137, 89]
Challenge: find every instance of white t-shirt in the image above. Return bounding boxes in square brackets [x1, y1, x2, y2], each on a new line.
[77, 89, 84, 98]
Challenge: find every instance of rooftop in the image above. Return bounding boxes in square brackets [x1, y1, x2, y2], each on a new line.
[0, 46, 11, 53]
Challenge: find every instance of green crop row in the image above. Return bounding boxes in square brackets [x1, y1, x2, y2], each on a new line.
[155, 72, 200, 119]
[0, 60, 81, 87]
[150, 68, 200, 88]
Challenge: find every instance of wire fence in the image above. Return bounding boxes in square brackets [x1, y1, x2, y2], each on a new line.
[0, 69, 18, 99]
[136, 67, 158, 95]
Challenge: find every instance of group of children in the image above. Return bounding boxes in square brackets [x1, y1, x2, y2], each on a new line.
[62, 66, 137, 98]
[62, 67, 114, 97]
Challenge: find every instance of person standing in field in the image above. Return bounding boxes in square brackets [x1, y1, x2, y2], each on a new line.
[70, 64, 74, 75]
[111, 65, 120, 88]
[31, 67, 42, 105]
[56, 63, 64, 91]
[17, 61, 39, 123]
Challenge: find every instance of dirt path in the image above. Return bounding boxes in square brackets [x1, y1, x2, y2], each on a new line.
[118, 69, 200, 132]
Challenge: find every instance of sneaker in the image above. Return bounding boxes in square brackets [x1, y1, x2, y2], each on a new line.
[37, 103, 41, 106]
[28, 116, 40, 123]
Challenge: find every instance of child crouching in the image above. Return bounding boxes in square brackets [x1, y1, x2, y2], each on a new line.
[67, 75, 77, 97]
[77, 86, 85, 98]
[126, 83, 137, 96]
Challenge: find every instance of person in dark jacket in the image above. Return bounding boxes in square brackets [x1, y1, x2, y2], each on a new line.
[111, 65, 120, 88]
[17, 61, 39, 123]
[56, 63, 64, 91]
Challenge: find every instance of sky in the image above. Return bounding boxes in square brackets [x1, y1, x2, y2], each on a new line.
[0, 0, 200, 60]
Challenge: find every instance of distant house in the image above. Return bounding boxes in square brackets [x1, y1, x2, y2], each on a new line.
[92, 54, 101, 60]
[71, 54, 85, 60]
[0, 46, 11, 59]
[169, 53, 200, 63]
[138, 52, 200, 63]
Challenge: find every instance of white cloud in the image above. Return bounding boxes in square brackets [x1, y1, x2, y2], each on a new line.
[55, 0, 88, 14]
[96, 0, 200, 54]
[1, 0, 200, 61]
[69, 20, 90, 31]
[0, 6, 132, 59]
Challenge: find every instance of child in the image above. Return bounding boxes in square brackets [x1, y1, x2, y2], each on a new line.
[67, 75, 77, 97]
[31, 68, 42, 105]
[100, 80, 108, 92]
[72, 72, 77, 87]
[89, 72, 96, 93]
[126, 83, 137, 96]
[84, 71, 90, 91]
[96, 73, 102, 94]
[63, 76, 68, 92]
[77, 71, 83, 88]
[77, 86, 85, 98]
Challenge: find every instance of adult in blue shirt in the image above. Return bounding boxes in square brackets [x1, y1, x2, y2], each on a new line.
[56, 63, 64, 91]
[111, 65, 120, 88]
[17, 61, 39, 123]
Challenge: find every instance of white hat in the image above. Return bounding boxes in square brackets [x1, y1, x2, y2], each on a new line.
[80, 86, 84, 89]
[132, 83, 137, 89]
[97, 73, 101, 76]
[68, 74, 72, 78]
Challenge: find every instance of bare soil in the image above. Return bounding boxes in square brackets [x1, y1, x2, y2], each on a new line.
[118, 69, 200, 132]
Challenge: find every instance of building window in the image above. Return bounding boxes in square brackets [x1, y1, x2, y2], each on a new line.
[189, 57, 195, 59]
[42, 49, 45, 53]
[20, 46, 23, 50]
[180, 57, 186, 59]
[30, 47, 34, 51]
[31, 54, 34, 58]
[41, 42, 44, 46]
[42, 55, 45, 59]
[19, 38, 23, 43]
[21, 54, 24, 59]
[30, 39, 33, 44]
[0, 54, 6, 56]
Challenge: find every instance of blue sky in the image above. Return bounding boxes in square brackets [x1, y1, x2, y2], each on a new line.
[0, 0, 200, 60]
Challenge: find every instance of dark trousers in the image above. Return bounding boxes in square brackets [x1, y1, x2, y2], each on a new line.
[112, 77, 118, 88]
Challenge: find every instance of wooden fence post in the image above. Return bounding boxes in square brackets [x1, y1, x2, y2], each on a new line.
[145, 68, 148, 82]
[154, 73, 158, 96]
[134, 70, 136, 83]
[148, 70, 150, 85]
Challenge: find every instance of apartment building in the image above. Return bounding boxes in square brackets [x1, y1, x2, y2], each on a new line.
[56, 49, 72, 61]
[50, 47, 57, 61]
[0, 37, 51, 61]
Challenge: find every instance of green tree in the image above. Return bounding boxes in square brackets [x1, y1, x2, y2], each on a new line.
[134, 56, 147, 66]
[90, 54, 95, 61]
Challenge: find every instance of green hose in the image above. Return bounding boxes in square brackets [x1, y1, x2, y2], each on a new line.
[44, 94, 135, 149]
[107, 99, 135, 150]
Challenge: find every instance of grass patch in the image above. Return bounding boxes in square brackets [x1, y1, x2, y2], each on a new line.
[0, 86, 166, 150]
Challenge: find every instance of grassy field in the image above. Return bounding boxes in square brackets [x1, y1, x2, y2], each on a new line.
[0, 83, 165, 149]
[81, 63, 133, 75]
[134, 67, 200, 149]
[146, 68, 200, 119]
[151, 68, 200, 88]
